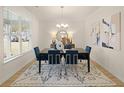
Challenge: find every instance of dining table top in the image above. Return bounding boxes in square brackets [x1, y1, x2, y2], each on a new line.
[40, 48, 89, 54]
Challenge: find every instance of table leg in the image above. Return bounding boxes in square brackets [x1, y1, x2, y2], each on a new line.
[88, 56, 90, 72]
[39, 60, 41, 73]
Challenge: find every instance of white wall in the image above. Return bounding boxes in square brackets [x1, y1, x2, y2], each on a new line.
[84, 6, 124, 82]
[0, 6, 39, 84]
[39, 20, 85, 49]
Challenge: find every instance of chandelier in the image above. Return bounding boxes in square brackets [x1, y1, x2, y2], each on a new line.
[56, 6, 68, 41]
[56, 6, 69, 30]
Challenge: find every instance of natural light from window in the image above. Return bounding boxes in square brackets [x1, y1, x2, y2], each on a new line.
[3, 8, 31, 62]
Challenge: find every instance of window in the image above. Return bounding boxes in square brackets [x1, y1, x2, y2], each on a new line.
[3, 8, 31, 62]
[21, 18, 31, 53]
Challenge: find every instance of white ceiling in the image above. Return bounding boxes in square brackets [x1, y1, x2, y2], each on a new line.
[26, 6, 100, 23]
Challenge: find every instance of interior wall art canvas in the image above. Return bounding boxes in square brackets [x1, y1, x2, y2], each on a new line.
[90, 12, 121, 51]
[101, 12, 121, 50]
[90, 22, 101, 46]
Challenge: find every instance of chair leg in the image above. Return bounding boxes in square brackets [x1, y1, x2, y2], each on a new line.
[88, 58, 90, 72]
[39, 60, 41, 73]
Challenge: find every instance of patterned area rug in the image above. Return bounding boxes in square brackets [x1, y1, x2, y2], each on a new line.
[11, 62, 116, 87]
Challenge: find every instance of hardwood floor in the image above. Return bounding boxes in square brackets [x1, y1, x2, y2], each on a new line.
[0, 61, 34, 87]
[0, 60, 124, 87]
[92, 61, 124, 87]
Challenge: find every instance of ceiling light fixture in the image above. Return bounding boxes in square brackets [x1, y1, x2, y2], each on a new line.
[56, 6, 69, 41]
[56, 6, 69, 30]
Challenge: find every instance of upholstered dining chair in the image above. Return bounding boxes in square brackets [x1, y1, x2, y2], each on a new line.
[79, 46, 92, 72]
[79, 46, 92, 61]
[34, 47, 41, 61]
[48, 50, 61, 79]
[34, 47, 47, 73]
[48, 50, 61, 64]
[65, 50, 78, 76]
[65, 50, 78, 64]
[64, 44, 72, 49]
[85, 46, 92, 53]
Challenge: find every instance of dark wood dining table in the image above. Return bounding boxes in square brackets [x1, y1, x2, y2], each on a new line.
[39, 48, 90, 73]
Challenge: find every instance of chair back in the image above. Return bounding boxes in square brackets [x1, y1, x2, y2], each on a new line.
[85, 46, 92, 54]
[48, 50, 61, 64]
[64, 44, 72, 49]
[66, 50, 78, 64]
[34, 47, 40, 61]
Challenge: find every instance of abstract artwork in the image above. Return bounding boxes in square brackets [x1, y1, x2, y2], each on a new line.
[101, 12, 121, 50]
[90, 22, 100, 46]
[90, 12, 121, 51]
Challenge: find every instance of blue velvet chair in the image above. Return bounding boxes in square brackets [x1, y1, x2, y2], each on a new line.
[79, 46, 91, 60]
[48, 50, 61, 64]
[64, 44, 72, 49]
[85, 46, 92, 53]
[65, 50, 78, 76]
[48, 50, 61, 78]
[34, 47, 47, 73]
[65, 50, 78, 64]
[34, 47, 41, 61]
[79, 46, 92, 72]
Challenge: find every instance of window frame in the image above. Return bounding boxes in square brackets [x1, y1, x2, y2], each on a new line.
[3, 8, 32, 63]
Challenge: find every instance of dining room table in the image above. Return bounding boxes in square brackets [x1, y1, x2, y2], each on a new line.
[39, 48, 90, 73]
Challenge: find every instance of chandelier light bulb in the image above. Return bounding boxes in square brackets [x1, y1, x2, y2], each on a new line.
[56, 23, 69, 29]
[56, 24, 60, 28]
[65, 24, 68, 27]
[61, 24, 64, 27]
